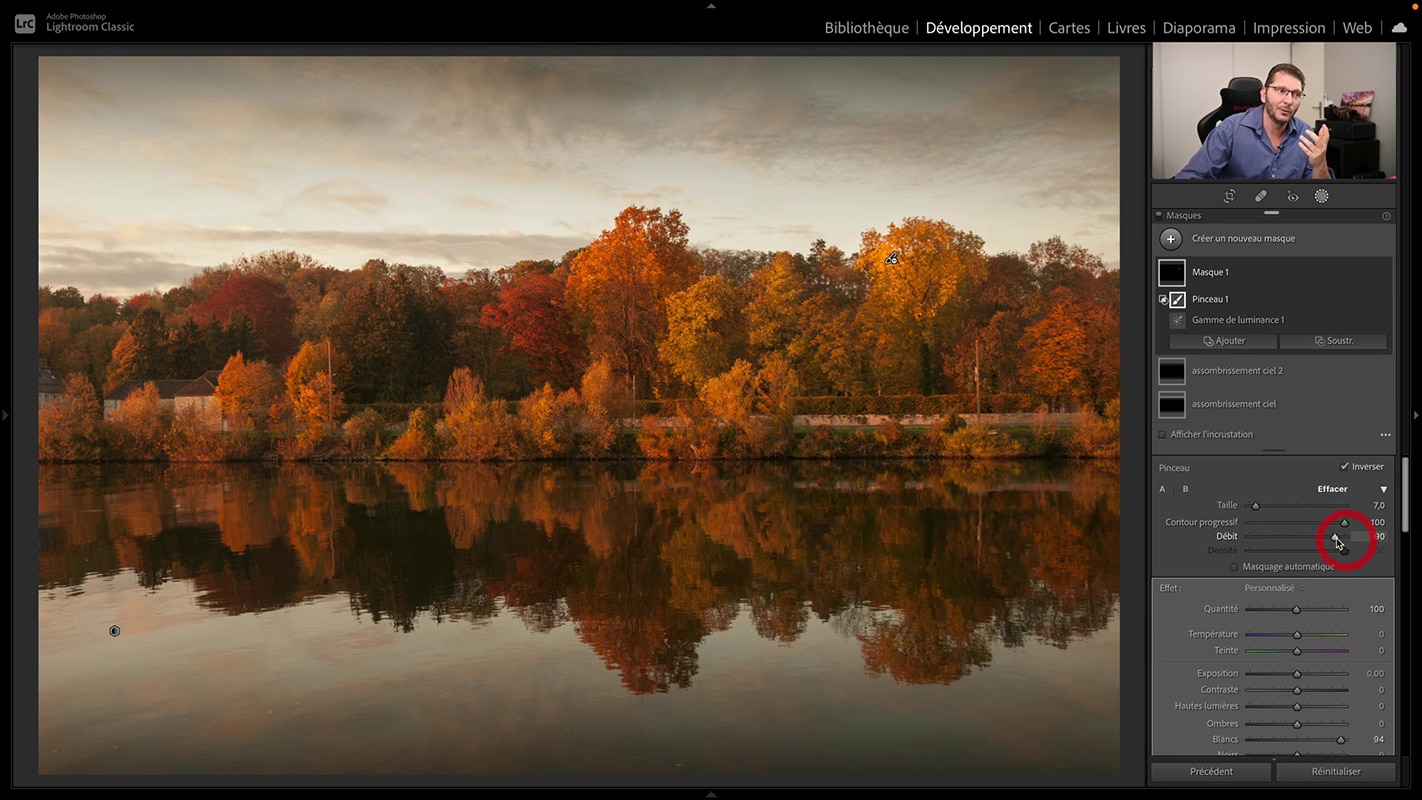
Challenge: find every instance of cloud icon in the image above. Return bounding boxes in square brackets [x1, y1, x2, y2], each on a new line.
[1393, 22, 1407, 33]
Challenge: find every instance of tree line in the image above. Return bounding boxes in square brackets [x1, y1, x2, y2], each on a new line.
[41, 206, 1118, 410]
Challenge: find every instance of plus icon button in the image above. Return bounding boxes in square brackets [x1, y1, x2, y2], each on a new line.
[1159, 227, 1183, 251]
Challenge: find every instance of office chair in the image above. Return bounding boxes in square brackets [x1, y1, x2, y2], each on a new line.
[1196, 77, 1264, 143]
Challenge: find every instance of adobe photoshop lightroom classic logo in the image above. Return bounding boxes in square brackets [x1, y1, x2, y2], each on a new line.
[16, 14, 37, 33]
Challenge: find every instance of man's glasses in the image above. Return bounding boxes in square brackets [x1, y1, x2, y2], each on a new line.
[1267, 85, 1305, 101]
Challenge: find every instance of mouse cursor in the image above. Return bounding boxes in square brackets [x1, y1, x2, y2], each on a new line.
[1330, 533, 1349, 556]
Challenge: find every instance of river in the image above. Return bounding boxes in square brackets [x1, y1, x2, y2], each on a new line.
[38, 459, 1120, 777]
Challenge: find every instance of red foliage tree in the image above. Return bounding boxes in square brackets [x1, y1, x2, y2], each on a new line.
[189, 274, 298, 364]
[481, 271, 586, 392]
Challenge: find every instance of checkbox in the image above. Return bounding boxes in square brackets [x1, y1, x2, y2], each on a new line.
[1230, 563, 1239, 572]
[1339, 461, 1351, 471]
[1159, 430, 1167, 438]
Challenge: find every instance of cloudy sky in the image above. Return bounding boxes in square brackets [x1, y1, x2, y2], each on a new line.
[38, 56, 1120, 298]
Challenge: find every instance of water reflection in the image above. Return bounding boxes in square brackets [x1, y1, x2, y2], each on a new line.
[40, 460, 1119, 694]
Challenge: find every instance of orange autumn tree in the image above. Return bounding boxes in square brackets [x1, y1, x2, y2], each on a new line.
[441, 367, 519, 461]
[565, 206, 699, 400]
[39, 373, 105, 461]
[285, 340, 346, 444]
[1021, 287, 1091, 411]
[108, 381, 172, 460]
[38, 309, 71, 374]
[660, 274, 745, 391]
[214, 351, 283, 433]
[578, 357, 631, 458]
[857, 218, 987, 395]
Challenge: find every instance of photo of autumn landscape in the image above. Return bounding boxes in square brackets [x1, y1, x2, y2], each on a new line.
[36, 56, 1122, 777]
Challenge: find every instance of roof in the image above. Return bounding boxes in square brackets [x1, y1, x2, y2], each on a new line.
[38, 359, 64, 394]
[105, 379, 195, 403]
[175, 371, 222, 398]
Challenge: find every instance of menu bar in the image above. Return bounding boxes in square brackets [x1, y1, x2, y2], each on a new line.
[7, 9, 1416, 43]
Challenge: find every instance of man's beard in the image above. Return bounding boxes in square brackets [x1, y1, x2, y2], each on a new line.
[1267, 100, 1294, 124]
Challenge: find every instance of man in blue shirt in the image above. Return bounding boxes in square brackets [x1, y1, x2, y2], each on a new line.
[1175, 63, 1332, 180]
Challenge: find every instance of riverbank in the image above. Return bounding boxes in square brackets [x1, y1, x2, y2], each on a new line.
[41, 414, 1119, 463]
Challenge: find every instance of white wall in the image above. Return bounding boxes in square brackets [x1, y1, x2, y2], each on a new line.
[1153, 42, 1397, 178]
[1323, 42, 1396, 176]
[1290, 42, 1327, 116]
